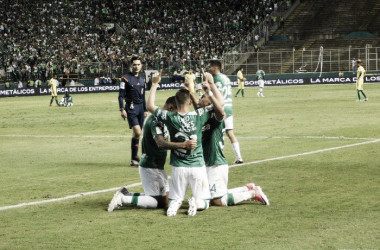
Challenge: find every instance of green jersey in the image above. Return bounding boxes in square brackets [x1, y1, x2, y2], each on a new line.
[63, 95, 73, 104]
[256, 69, 265, 80]
[202, 113, 227, 166]
[195, 72, 202, 84]
[214, 73, 233, 116]
[155, 106, 213, 167]
[140, 114, 168, 170]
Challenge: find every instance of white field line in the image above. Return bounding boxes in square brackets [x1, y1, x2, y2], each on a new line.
[1, 134, 378, 141]
[1, 138, 379, 211]
[229, 138, 380, 169]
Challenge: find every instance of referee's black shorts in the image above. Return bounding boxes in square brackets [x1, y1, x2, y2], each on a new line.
[125, 103, 145, 129]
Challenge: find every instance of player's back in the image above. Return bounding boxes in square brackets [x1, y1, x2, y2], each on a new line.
[140, 114, 168, 169]
[214, 73, 232, 116]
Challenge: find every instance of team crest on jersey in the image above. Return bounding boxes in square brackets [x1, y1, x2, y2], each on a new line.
[202, 124, 211, 132]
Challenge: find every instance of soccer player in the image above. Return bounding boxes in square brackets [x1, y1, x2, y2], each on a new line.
[49, 75, 59, 107]
[235, 67, 246, 97]
[59, 90, 74, 107]
[184, 70, 196, 94]
[108, 96, 197, 211]
[147, 71, 217, 217]
[118, 56, 148, 166]
[191, 73, 269, 207]
[256, 66, 266, 98]
[356, 59, 368, 102]
[208, 60, 243, 164]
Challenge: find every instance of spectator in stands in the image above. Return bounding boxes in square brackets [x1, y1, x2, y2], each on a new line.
[0, 0, 287, 80]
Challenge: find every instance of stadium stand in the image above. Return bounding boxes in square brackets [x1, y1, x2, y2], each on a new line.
[239, 0, 380, 74]
[0, 0, 289, 85]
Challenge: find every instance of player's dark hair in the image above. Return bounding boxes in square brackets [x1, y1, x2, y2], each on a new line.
[130, 56, 142, 64]
[239, 66, 244, 71]
[165, 96, 176, 106]
[175, 89, 190, 106]
[209, 60, 222, 70]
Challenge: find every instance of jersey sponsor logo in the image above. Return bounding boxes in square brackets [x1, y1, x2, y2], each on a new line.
[178, 116, 196, 132]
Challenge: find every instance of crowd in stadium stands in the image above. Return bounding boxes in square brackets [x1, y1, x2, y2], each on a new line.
[0, 0, 292, 84]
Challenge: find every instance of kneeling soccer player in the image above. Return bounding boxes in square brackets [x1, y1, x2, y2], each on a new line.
[108, 96, 196, 211]
[147, 71, 219, 217]
[193, 72, 269, 207]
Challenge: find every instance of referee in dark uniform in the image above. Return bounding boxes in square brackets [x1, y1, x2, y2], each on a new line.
[118, 56, 148, 166]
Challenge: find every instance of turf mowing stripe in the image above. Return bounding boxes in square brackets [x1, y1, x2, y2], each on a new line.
[1, 135, 378, 140]
[1, 138, 379, 211]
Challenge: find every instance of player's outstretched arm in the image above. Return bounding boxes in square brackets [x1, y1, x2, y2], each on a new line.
[147, 70, 161, 115]
[154, 135, 197, 150]
[183, 79, 198, 110]
[204, 72, 224, 108]
[202, 81, 225, 121]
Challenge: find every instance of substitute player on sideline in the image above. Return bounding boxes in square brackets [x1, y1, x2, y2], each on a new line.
[49, 75, 59, 106]
[147, 71, 216, 217]
[108, 96, 197, 211]
[256, 66, 265, 98]
[356, 59, 368, 102]
[189, 72, 269, 207]
[235, 66, 246, 97]
[208, 60, 243, 164]
[118, 56, 148, 166]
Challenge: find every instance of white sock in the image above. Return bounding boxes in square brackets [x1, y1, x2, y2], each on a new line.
[121, 194, 158, 208]
[221, 191, 255, 206]
[195, 199, 209, 211]
[232, 142, 242, 160]
[228, 186, 249, 193]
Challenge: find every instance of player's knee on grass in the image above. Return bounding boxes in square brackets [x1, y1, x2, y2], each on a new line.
[155, 196, 167, 209]
[210, 198, 223, 206]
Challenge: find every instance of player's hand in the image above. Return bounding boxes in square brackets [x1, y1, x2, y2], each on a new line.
[202, 81, 211, 93]
[144, 111, 148, 118]
[183, 139, 197, 150]
[202, 69, 214, 85]
[183, 79, 189, 90]
[121, 109, 127, 119]
[152, 70, 162, 85]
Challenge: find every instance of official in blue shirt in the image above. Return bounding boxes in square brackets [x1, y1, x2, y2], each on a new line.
[118, 56, 148, 166]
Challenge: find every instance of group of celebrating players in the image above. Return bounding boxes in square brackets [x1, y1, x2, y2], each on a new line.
[109, 56, 269, 216]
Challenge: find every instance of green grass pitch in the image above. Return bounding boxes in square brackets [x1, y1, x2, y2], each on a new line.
[1, 83, 379, 250]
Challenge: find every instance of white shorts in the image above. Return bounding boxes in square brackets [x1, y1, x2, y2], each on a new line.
[224, 115, 234, 131]
[196, 83, 202, 91]
[139, 166, 169, 197]
[207, 164, 229, 199]
[258, 80, 265, 88]
[169, 166, 211, 201]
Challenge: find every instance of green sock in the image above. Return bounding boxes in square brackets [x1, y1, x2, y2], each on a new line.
[55, 99, 59, 104]
[357, 90, 361, 100]
[360, 90, 367, 99]
[235, 89, 240, 96]
[242, 89, 244, 97]
[50, 99, 53, 104]
[227, 193, 235, 206]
